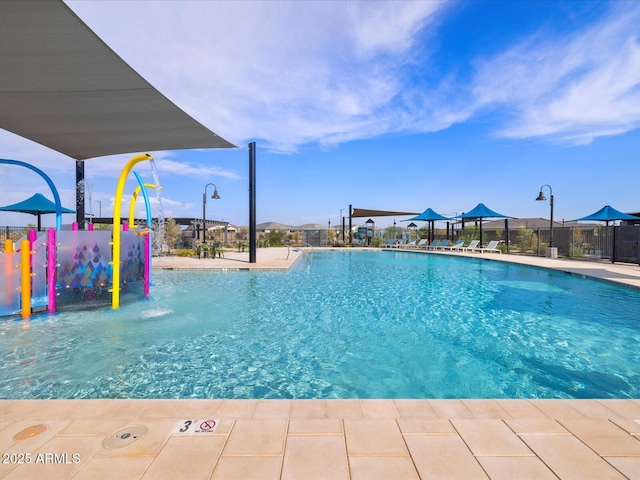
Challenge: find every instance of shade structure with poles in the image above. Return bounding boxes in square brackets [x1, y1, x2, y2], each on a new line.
[456, 203, 512, 246]
[401, 208, 451, 244]
[0, 193, 75, 230]
[570, 205, 640, 226]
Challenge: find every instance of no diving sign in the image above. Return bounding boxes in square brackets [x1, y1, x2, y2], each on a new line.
[173, 419, 220, 435]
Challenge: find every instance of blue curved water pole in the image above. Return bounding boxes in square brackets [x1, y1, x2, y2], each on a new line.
[133, 171, 154, 284]
[0, 159, 63, 230]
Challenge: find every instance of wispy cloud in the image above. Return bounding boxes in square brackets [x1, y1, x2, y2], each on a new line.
[472, 2, 640, 145]
[67, 0, 448, 153]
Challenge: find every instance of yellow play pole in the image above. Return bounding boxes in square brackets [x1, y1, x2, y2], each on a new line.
[112, 153, 153, 309]
[129, 183, 159, 228]
[20, 239, 31, 318]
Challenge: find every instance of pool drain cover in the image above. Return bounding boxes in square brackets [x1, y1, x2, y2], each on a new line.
[103, 425, 148, 450]
[14, 424, 47, 441]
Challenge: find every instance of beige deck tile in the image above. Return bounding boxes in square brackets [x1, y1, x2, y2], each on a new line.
[404, 435, 489, 479]
[603, 457, 640, 480]
[3, 435, 102, 480]
[563, 400, 623, 419]
[0, 400, 70, 421]
[505, 418, 570, 435]
[360, 400, 400, 418]
[137, 399, 198, 419]
[141, 435, 226, 480]
[597, 399, 640, 418]
[559, 419, 640, 456]
[212, 456, 283, 480]
[397, 418, 457, 435]
[1, 420, 70, 455]
[281, 435, 348, 480]
[393, 399, 438, 418]
[174, 399, 224, 418]
[253, 399, 292, 418]
[94, 419, 176, 457]
[452, 419, 533, 456]
[58, 419, 126, 436]
[291, 400, 326, 418]
[344, 419, 408, 456]
[63, 399, 147, 420]
[462, 400, 512, 419]
[217, 399, 257, 418]
[521, 435, 626, 479]
[288, 419, 343, 435]
[494, 400, 549, 419]
[610, 418, 640, 435]
[325, 400, 364, 419]
[0, 420, 12, 434]
[222, 419, 287, 455]
[70, 456, 154, 480]
[528, 399, 587, 420]
[477, 456, 558, 480]
[427, 399, 474, 419]
[349, 456, 420, 480]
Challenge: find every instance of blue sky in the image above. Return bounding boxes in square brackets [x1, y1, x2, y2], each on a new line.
[1, 0, 639, 229]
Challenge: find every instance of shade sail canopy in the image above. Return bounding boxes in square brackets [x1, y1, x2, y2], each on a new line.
[456, 203, 513, 246]
[0, 0, 236, 160]
[351, 208, 419, 218]
[0, 193, 74, 230]
[570, 205, 640, 223]
[457, 203, 511, 220]
[401, 208, 451, 222]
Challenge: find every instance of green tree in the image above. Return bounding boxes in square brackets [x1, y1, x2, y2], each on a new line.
[265, 229, 285, 246]
[164, 218, 182, 252]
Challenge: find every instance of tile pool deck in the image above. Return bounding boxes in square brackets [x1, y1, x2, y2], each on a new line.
[1, 247, 640, 479]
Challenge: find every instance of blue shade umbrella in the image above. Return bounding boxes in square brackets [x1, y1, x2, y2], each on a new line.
[570, 205, 640, 226]
[457, 203, 513, 246]
[402, 208, 451, 243]
[0, 193, 75, 230]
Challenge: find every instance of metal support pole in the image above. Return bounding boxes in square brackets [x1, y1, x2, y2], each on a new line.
[249, 142, 257, 263]
[75, 160, 85, 230]
[505, 219, 510, 253]
[348, 204, 352, 244]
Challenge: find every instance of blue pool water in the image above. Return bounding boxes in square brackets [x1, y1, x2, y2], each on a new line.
[1, 250, 640, 399]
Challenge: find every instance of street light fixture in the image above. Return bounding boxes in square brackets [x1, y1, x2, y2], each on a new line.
[202, 183, 220, 244]
[536, 184, 554, 247]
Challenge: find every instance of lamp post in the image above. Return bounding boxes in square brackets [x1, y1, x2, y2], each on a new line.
[94, 200, 102, 218]
[536, 184, 554, 247]
[202, 183, 220, 244]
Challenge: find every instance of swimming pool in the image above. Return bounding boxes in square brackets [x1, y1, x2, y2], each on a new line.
[1, 250, 639, 399]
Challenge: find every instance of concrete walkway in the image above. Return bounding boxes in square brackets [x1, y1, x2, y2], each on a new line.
[1, 248, 639, 479]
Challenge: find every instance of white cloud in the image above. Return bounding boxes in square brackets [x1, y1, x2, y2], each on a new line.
[472, 3, 640, 144]
[66, 0, 448, 153]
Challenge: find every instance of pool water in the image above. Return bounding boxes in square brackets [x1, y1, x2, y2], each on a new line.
[1, 250, 640, 399]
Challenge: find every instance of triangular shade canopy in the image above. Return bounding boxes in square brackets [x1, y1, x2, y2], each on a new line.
[457, 203, 511, 220]
[571, 205, 640, 223]
[402, 208, 451, 222]
[0, 0, 235, 160]
[0, 193, 75, 230]
[351, 208, 419, 218]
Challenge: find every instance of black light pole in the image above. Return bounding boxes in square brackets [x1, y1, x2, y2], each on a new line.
[536, 184, 554, 247]
[249, 142, 257, 263]
[202, 183, 220, 244]
[75, 160, 85, 229]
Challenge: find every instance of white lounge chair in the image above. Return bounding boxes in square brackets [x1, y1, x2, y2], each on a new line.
[443, 239, 465, 250]
[460, 240, 480, 252]
[416, 239, 428, 249]
[426, 239, 441, 250]
[436, 239, 450, 249]
[475, 240, 501, 254]
[406, 239, 417, 248]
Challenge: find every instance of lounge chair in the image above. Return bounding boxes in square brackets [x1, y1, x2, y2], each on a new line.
[475, 240, 501, 254]
[384, 239, 397, 248]
[395, 239, 407, 248]
[426, 239, 441, 250]
[406, 239, 417, 248]
[443, 239, 465, 250]
[436, 239, 450, 249]
[460, 240, 479, 252]
[416, 239, 428, 249]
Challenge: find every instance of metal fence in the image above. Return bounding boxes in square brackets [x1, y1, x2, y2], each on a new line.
[451, 225, 640, 264]
[0, 226, 31, 247]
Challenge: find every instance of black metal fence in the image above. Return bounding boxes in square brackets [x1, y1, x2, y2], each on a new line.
[0, 226, 31, 247]
[460, 225, 640, 264]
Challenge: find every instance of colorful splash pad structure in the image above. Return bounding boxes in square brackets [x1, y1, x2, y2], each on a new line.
[0, 154, 158, 318]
